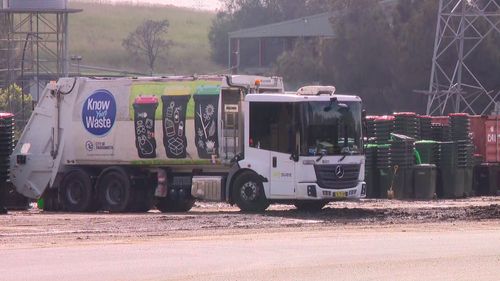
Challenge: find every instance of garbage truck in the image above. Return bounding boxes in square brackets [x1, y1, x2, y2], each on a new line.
[10, 75, 366, 212]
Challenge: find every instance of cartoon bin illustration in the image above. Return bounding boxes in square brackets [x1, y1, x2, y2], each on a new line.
[161, 86, 191, 159]
[133, 95, 159, 158]
[193, 85, 220, 159]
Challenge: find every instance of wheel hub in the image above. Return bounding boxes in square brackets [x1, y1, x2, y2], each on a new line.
[241, 181, 258, 201]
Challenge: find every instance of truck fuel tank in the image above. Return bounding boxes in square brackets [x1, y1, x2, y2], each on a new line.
[191, 176, 225, 201]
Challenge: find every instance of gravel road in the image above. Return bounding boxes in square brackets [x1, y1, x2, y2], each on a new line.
[1, 197, 500, 246]
[1, 198, 499, 281]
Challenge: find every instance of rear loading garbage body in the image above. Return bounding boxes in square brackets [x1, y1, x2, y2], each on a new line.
[10, 76, 366, 212]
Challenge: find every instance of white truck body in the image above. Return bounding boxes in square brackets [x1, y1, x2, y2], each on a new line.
[10, 76, 365, 212]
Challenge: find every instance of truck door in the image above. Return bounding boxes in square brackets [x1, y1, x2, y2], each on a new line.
[268, 103, 296, 197]
[270, 150, 295, 197]
[249, 101, 296, 197]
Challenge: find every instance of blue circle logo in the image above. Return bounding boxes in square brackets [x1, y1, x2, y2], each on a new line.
[82, 90, 116, 137]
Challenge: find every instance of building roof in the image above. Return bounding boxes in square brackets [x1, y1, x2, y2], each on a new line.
[228, 0, 399, 40]
[228, 12, 335, 39]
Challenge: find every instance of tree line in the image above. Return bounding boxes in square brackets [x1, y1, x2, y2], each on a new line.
[209, 0, 500, 114]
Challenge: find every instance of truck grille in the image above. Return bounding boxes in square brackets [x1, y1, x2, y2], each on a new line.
[314, 164, 360, 190]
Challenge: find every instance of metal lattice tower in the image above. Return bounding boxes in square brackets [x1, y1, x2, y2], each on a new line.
[0, 3, 81, 128]
[426, 0, 500, 115]
[0, 4, 81, 98]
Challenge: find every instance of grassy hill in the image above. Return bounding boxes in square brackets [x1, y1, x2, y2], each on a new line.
[68, 2, 220, 75]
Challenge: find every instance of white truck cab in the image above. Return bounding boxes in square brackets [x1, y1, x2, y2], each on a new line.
[224, 86, 366, 211]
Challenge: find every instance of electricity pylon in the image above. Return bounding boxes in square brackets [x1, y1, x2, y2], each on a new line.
[425, 0, 500, 115]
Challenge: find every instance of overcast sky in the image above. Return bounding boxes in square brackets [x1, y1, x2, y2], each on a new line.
[77, 0, 223, 10]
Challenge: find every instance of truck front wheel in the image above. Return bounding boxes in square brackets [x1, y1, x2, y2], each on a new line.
[60, 169, 94, 212]
[232, 171, 269, 212]
[98, 169, 133, 212]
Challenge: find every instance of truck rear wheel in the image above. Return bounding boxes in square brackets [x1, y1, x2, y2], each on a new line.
[98, 169, 133, 212]
[60, 169, 94, 212]
[294, 201, 327, 212]
[232, 171, 269, 212]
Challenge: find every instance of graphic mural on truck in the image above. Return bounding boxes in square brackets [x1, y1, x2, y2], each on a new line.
[194, 86, 219, 159]
[82, 89, 116, 137]
[161, 92, 190, 158]
[128, 80, 222, 162]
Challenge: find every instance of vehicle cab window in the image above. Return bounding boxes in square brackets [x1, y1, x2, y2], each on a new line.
[249, 102, 296, 154]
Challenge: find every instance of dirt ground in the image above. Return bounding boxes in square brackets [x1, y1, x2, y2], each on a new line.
[1, 197, 499, 248]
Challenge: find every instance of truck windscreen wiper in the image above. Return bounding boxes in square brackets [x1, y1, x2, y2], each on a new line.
[339, 153, 347, 162]
[316, 151, 327, 162]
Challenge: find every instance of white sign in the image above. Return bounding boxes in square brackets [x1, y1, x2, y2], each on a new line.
[487, 125, 500, 143]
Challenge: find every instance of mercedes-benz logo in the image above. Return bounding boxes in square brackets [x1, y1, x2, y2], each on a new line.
[335, 165, 345, 179]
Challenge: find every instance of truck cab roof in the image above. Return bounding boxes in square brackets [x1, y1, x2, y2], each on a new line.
[245, 92, 362, 103]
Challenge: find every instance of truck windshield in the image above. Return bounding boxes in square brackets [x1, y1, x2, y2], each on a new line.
[299, 101, 362, 156]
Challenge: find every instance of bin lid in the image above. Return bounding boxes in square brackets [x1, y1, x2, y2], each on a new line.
[195, 85, 221, 96]
[134, 95, 158, 104]
[0, 112, 14, 119]
[376, 144, 392, 148]
[449, 113, 469, 117]
[390, 133, 415, 141]
[394, 112, 417, 116]
[374, 115, 395, 121]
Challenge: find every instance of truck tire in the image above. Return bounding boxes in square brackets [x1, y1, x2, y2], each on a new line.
[294, 201, 327, 212]
[98, 169, 133, 212]
[59, 169, 94, 212]
[155, 197, 195, 213]
[232, 171, 269, 212]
